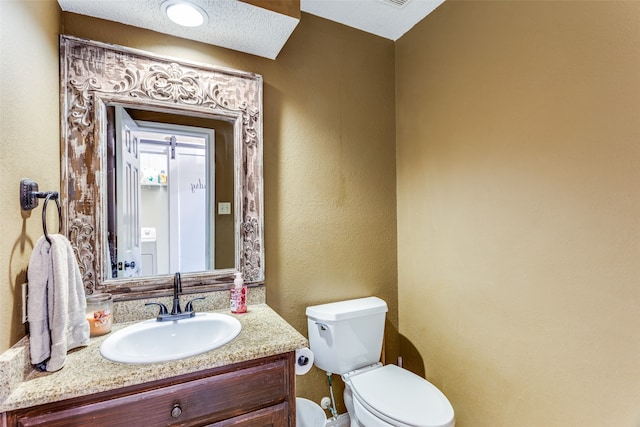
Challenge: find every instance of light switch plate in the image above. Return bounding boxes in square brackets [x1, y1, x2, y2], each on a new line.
[218, 202, 231, 215]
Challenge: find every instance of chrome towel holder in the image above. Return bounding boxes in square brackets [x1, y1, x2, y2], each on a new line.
[20, 178, 62, 244]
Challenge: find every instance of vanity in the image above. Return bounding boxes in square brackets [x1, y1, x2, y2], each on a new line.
[0, 304, 307, 427]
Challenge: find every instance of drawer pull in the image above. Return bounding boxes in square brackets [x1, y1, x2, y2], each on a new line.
[171, 403, 183, 418]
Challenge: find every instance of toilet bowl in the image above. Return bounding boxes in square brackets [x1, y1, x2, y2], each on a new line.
[306, 297, 455, 427]
[344, 364, 454, 427]
[296, 397, 326, 427]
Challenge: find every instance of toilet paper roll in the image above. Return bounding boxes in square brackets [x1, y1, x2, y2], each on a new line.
[295, 347, 314, 375]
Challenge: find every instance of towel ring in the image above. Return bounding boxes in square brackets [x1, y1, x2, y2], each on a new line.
[42, 192, 62, 244]
[20, 178, 63, 244]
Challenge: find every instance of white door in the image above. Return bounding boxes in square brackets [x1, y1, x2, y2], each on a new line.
[169, 144, 208, 273]
[115, 107, 142, 278]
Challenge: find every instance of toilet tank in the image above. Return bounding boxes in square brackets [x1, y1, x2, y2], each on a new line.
[306, 297, 388, 375]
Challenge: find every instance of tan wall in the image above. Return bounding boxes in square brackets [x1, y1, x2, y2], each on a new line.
[0, 3, 398, 410]
[0, 0, 61, 352]
[396, 1, 640, 426]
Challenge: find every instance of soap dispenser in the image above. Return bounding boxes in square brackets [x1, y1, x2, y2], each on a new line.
[230, 272, 247, 314]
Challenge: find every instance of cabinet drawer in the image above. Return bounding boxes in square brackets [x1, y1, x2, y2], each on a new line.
[206, 402, 288, 427]
[11, 357, 290, 427]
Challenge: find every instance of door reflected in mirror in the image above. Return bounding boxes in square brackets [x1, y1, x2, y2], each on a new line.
[107, 106, 236, 279]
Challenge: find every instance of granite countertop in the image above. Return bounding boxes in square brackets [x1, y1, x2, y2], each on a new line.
[0, 304, 307, 413]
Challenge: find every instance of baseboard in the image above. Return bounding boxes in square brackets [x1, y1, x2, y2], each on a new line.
[325, 413, 350, 427]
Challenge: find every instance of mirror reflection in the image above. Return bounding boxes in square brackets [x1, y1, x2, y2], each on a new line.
[60, 36, 265, 294]
[106, 106, 236, 279]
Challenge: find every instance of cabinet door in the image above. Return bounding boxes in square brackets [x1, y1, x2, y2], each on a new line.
[206, 402, 288, 427]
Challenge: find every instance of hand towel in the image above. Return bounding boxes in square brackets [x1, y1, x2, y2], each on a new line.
[27, 234, 90, 372]
[27, 237, 52, 368]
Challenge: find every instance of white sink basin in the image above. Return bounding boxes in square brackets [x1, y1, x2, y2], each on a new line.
[100, 312, 242, 364]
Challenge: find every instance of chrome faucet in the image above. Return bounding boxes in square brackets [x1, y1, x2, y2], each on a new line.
[145, 272, 205, 321]
[171, 272, 183, 315]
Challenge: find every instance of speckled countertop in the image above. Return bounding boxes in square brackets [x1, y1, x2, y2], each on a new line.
[0, 304, 307, 413]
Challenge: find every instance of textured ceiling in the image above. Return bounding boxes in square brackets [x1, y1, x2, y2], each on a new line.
[57, 0, 445, 59]
[57, 0, 300, 59]
[302, 0, 445, 41]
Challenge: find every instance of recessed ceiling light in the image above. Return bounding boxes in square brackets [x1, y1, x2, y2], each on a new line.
[162, 0, 208, 28]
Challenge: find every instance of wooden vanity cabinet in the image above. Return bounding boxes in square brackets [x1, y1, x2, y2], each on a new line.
[4, 352, 296, 427]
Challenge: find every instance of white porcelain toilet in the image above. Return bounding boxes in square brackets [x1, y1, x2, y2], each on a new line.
[306, 297, 455, 427]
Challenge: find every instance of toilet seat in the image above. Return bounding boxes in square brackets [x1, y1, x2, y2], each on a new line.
[348, 364, 454, 427]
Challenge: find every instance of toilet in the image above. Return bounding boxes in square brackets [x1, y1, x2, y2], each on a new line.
[306, 297, 455, 427]
[140, 227, 157, 276]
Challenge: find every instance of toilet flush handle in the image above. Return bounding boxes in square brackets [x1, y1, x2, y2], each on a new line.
[315, 322, 333, 345]
[315, 322, 329, 331]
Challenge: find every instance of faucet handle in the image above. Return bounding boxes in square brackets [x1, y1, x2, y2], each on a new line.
[185, 297, 205, 313]
[145, 302, 169, 317]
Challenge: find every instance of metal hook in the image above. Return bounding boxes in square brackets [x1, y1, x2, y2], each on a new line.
[42, 192, 61, 244]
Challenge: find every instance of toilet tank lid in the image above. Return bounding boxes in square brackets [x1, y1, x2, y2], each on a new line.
[306, 297, 388, 321]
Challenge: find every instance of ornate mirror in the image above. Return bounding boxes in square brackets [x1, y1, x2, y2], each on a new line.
[60, 36, 264, 297]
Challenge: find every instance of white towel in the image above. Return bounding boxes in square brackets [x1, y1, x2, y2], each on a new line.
[27, 234, 90, 372]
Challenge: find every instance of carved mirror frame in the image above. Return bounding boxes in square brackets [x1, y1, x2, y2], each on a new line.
[60, 36, 264, 297]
